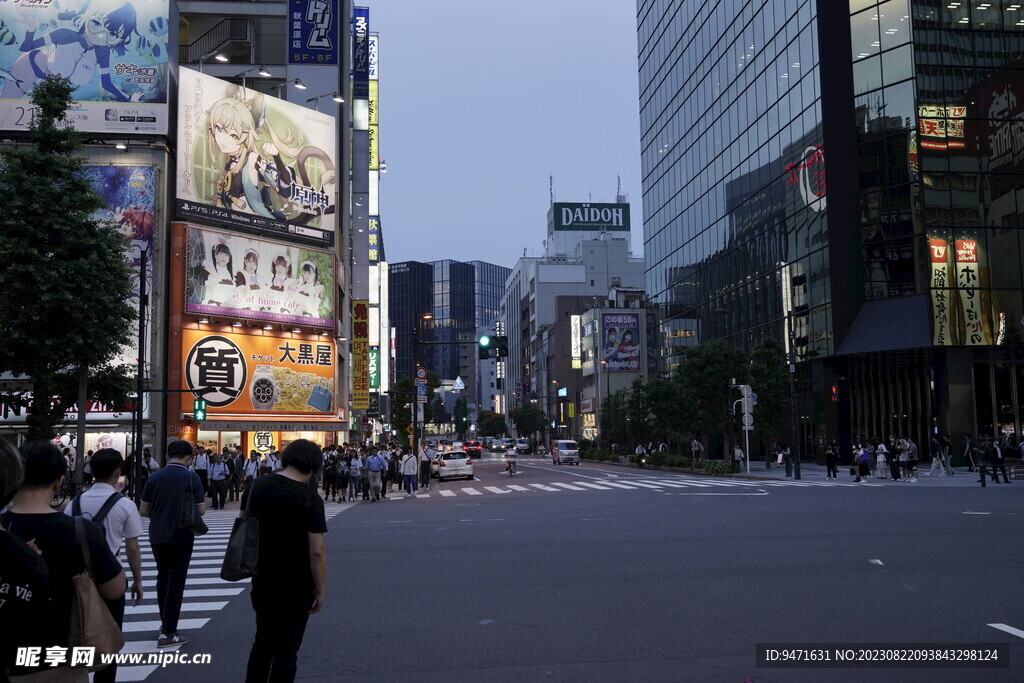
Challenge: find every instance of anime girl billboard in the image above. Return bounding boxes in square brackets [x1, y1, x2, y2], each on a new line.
[0, 0, 170, 134]
[176, 68, 337, 246]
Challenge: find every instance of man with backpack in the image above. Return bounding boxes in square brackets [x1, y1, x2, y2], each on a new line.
[64, 448, 144, 683]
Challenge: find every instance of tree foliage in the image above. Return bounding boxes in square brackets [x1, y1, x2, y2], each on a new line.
[390, 371, 441, 439]
[0, 76, 135, 440]
[510, 402, 547, 440]
[453, 396, 469, 437]
[676, 340, 748, 457]
[749, 339, 789, 444]
[477, 411, 508, 437]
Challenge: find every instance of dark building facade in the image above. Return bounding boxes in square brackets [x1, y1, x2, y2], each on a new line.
[639, 0, 1024, 458]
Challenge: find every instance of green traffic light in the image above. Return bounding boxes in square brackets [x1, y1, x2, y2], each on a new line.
[479, 335, 491, 347]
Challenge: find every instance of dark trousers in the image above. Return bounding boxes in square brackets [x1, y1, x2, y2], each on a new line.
[826, 463, 838, 478]
[246, 591, 311, 683]
[889, 459, 900, 480]
[95, 593, 126, 683]
[323, 475, 338, 498]
[987, 464, 1009, 483]
[210, 479, 228, 509]
[152, 539, 195, 635]
[230, 477, 242, 501]
[419, 461, 431, 487]
[196, 469, 209, 495]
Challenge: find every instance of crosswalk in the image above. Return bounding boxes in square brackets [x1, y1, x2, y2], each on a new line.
[116, 507, 343, 681]
[386, 475, 861, 502]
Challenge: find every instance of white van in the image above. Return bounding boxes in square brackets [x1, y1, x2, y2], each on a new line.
[552, 440, 580, 465]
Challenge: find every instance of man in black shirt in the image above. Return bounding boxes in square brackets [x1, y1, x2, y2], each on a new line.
[241, 439, 327, 682]
[141, 440, 206, 649]
[2, 442, 125, 679]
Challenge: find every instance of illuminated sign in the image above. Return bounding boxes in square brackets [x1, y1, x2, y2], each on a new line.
[785, 145, 826, 212]
[289, 0, 339, 65]
[352, 300, 370, 409]
[353, 7, 369, 98]
[929, 238, 952, 346]
[369, 347, 380, 389]
[918, 105, 966, 150]
[570, 315, 582, 360]
[550, 202, 630, 232]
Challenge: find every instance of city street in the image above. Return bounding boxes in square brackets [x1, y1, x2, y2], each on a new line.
[126, 456, 1024, 682]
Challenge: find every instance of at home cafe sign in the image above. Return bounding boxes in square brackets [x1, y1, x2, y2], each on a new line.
[551, 202, 630, 232]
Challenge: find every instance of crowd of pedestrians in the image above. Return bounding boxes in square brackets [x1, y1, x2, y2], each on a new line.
[317, 440, 436, 502]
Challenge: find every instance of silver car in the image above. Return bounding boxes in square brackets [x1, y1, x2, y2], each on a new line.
[552, 440, 580, 465]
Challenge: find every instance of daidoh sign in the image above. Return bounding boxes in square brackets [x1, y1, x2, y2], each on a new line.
[550, 202, 630, 232]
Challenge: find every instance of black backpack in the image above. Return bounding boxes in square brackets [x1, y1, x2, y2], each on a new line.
[70, 492, 123, 540]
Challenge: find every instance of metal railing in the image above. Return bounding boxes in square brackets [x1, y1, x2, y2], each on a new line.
[179, 18, 251, 65]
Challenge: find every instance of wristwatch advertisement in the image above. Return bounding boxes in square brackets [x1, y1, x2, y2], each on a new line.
[250, 365, 280, 411]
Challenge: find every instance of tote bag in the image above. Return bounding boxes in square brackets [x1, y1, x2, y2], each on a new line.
[221, 488, 260, 581]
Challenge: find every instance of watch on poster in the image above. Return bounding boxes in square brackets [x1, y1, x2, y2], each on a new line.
[182, 330, 334, 415]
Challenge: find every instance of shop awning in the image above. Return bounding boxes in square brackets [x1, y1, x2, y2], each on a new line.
[199, 421, 349, 431]
[835, 294, 932, 356]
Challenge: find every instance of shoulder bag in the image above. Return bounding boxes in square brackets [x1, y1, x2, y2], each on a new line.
[71, 517, 125, 668]
[177, 477, 209, 536]
[221, 482, 260, 581]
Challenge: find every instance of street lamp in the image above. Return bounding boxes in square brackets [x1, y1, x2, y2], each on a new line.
[411, 312, 432, 456]
[130, 246, 148, 501]
[234, 66, 271, 88]
[196, 50, 228, 73]
[306, 92, 345, 111]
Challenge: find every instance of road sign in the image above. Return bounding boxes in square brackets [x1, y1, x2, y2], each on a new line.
[452, 376, 465, 390]
[416, 366, 427, 380]
[742, 425, 754, 431]
[750, 392, 758, 405]
[741, 414, 754, 427]
[416, 384, 427, 396]
[415, 378, 426, 385]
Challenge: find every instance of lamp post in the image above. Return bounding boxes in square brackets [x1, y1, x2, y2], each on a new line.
[305, 92, 345, 112]
[411, 312, 432, 457]
[196, 50, 228, 73]
[787, 309, 802, 480]
[233, 65, 271, 88]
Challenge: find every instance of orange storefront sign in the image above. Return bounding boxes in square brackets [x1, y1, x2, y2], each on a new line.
[180, 330, 335, 417]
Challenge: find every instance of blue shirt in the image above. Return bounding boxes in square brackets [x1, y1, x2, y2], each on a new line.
[366, 455, 384, 472]
[141, 463, 203, 545]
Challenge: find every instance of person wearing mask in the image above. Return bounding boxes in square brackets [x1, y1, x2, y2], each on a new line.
[208, 454, 230, 510]
[244, 450, 262, 488]
[347, 453, 363, 502]
[365, 449, 385, 502]
[3, 443, 126, 678]
[874, 440, 888, 480]
[140, 440, 206, 648]
[0, 439, 55, 680]
[64, 448, 144, 683]
[419, 444, 432, 491]
[242, 440, 327, 682]
[401, 448, 419, 498]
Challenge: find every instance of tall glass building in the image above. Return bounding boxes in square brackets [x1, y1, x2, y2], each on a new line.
[639, 0, 1024, 456]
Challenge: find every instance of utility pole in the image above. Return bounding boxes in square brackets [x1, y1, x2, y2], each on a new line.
[788, 310, 801, 480]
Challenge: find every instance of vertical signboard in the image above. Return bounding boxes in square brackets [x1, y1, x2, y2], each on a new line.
[352, 7, 369, 98]
[0, 0, 170, 134]
[570, 315, 582, 369]
[368, 347, 380, 389]
[929, 238, 952, 346]
[352, 300, 370, 409]
[289, 0, 339, 64]
[954, 240, 989, 345]
[368, 33, 379, 171]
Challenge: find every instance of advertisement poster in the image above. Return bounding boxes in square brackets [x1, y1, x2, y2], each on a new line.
[929, 238, 952, 346]
[176, 68, 337, 246]
[0, 0, 169, 134]
[601, 313, 641, 372]
[184, 226, 335, 328]
[352, 7, 369, 98]
[351, 300, 369, 410]
[954, 240, 990, 346]
[288, 0, 339, 65]
[181, 330, 335, 416]
[84, 165, 156, 367]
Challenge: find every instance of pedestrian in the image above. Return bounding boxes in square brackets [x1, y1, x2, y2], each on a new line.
[635, 443, 647, 468]
[192, 448, 211, 498]
[855, 445, 871, 482]
[419, 444, 432, 490]
[732, 443, 744, 473]
[84, 449, 94, 485]
[0, 439, 59, 680]
[897, 439, 911, 482]
[208, 453, 229, 509]
[887, 435, 900, 480]
[691, 435, 704, 465]
[927, 436, 945, 476]
[905, 437, 919, 482]
[347, 453, 362, 502]
[401, 448, 419, 497]
[140, 439, 206, 648]
[964, 433, 978, 472]
[243, 450, 262, 494]
[242, 439, 327, 682]
[268, 449, 284, 473]
[874, 440, 888, 480]
[335, 454, 349, 502]
[229, 451, 245, 501]
[3, 442, 126, 679]
[322, 451, 338, 501]
[365, 449, 385, 502]
[988, 439, 1010, 484]
[941, 434, 955, 476]
[387, 448, 400, 495]
[825, 441, 838, 479]
[783, 444, 792, 477]
[65, 448, 145, 683]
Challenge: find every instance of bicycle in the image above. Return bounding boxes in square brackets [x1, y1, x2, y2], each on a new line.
[51, 469, 76, 509]
[505, 451, 517, 476]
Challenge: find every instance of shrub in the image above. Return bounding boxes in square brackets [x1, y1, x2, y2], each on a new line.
[696, 460, 733, 475]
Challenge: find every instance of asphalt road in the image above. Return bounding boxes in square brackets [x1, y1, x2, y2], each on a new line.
[143, 455, 1024, 682]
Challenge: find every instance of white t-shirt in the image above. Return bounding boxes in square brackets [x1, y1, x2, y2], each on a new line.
[64, 482, 143, 559]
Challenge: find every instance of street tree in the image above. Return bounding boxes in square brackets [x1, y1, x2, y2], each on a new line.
[677, 340, 749, 458]
[0, 76, 135, 444]
[624, 378, 652, 448]
[646, 375, 691, 451]
[510, 403, 547, 444]
[477, 411, 507, 437]
[599, 389, 629, 453]
[749, 339, 790, 451]
[453, 396, 469, 438]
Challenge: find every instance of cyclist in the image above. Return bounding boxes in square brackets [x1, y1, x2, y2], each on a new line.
[505, 446, 517, 475]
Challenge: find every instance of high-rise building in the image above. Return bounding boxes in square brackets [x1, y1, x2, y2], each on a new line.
[638, 0, 1024, 456]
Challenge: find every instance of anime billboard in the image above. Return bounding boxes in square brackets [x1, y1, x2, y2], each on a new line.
[176, 68, 337, 246]
[601, 313, 641, 372]
[0, 0, 170, 134]
[184, 225, 336, 329]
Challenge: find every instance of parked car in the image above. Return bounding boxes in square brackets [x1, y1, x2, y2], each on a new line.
[552, 440, 580, 465]
[463, 440, 482, 456]
[515, 438, 531, 454]
[436, 450, 474, 482]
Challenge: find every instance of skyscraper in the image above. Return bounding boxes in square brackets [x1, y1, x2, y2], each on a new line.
[639, 0, 1024, 455]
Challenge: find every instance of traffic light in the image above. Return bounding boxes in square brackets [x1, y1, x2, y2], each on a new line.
[493, 335, 509, 358]
[478, 334, 491, 360]
[193, 398, 208, 422]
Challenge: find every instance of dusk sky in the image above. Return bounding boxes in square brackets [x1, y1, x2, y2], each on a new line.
[368, 0, 644, 269]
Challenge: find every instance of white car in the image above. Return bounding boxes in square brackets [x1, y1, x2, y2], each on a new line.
[552, 440, 580, 465]
[436, 450, 474, 482]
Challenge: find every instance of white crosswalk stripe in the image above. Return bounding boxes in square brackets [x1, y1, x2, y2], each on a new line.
[549, 482, 587, 491]
[484, 486, 511, 494]
[461, 487, 484, 496]
[439, 490, 457, 497]
[529, 483, 561, 491]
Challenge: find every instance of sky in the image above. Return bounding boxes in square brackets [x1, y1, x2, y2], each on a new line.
[368, 0, 644, 269]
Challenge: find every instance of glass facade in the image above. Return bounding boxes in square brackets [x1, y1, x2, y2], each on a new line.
[639, 0, 828, 372]
[472, 260, 511, 329]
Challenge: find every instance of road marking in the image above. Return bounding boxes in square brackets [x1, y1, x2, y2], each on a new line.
[139, 566, 222, 577]
[125, 601, 228, 616]
[108, 665, 159, 681]
[869, 559, 884, 566]
[507, 485, 531, 492]
[623, 481, 664, 490]
[140, 558, 222, 568]
[671, 491, 770, 496]
[601, 481, 641, 490]
[122, 618, 210, 633]
[140, 577, 248, 588]
[439, 490, 457, 497]
[550, 482, 587, 491]
[529, 483, 561, 491]
[988, 623, 1024, 640]
[461, 487, 484, 496]
[414, 493, 430, 498]
[484, 486, 510, 494]
[963, 511, 992, 515]
[172, 588, 246, 599]
[573, 481, 613, 490]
